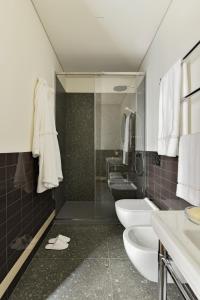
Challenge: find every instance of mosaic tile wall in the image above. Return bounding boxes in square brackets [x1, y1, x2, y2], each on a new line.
[146, 151, 189, 210]
[55, 78, 66, 212]
[0, 153, 54, 285]
[56, 93, 95, 202]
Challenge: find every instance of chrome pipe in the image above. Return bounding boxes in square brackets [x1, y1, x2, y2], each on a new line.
[158, 241, 198, 300]
[163, 257, 197, 300]
[158, 242, 167, 300]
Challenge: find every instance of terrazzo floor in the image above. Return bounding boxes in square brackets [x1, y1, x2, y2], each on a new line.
[10, 224, 183, 300]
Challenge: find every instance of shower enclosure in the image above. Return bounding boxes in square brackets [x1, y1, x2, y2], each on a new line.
[55, 73, 145, 222]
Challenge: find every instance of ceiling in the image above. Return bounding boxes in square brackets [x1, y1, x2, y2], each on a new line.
[32, 0, 172, 72]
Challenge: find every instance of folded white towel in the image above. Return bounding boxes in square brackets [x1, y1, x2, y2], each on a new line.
[48, 234, 70, 244]
[158, 59, 182, 157]
[176, 133, 200, 206]
[123, 114, 131, 165]
[181, 62, 190, 135]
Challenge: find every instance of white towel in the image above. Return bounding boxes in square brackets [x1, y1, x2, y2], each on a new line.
[158, 60, 182, 157]
[176, 133, 200, 206]
[181, 62, 189, 135]
[32, 78, 63, 193]
[123, 114, 131, 165]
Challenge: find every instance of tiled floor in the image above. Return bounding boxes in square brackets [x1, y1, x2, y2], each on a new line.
[10, 224, 182, 300]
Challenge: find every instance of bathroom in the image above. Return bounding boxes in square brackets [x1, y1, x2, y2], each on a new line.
[0, 1, 200, 299]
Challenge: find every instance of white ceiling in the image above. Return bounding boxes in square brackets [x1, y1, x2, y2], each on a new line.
[32, 0, 171, 72]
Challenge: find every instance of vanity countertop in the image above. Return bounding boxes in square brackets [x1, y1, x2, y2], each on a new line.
[152, 210, 200, 299]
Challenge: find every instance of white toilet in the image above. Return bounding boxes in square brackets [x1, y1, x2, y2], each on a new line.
[123, 225, 159, 282]
[115, 198, 160, 282]
[115, 197, 158, 228]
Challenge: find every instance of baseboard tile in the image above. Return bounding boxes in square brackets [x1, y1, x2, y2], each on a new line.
[0, 210, 55, 299]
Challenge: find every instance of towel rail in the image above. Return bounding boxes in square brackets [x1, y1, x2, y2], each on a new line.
[183, 41, 200, 60]
[180, 41, 200, 102]
[181, 87, 200, 103]
[160, 40, 200, 85]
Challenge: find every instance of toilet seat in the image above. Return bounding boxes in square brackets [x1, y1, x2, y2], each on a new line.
[123, 226, 158, 282]
[116, 198, 154, 211]
[124, 225, 158, 251]
[123, 225, 179, 283]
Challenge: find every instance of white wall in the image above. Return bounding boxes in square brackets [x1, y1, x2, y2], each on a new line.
[95, 94, 121, 150]
[0, 0, 62, 152]
[140, 0, 200, 151]
[136, 79, 145, 151]
[120, 94, 136, 150]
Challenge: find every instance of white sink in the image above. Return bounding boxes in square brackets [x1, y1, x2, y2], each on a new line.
[184, 230, 200, 249]
[152, 210, 200, 299]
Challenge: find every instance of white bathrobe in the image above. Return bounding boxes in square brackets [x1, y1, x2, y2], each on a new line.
[32, 78, 63, 193]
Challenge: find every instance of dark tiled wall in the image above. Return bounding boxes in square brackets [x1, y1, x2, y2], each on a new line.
[0, 153, 54, 285]
[128, 151, 146, 198]
[146, 151, 189, 210]
[56, 93, 95, 202]
[55, 78, 66, 212]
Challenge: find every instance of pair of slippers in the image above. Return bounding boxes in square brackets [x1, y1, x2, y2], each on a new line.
[45, 234, 70, 250]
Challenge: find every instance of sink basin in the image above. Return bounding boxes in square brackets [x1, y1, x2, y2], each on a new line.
[108, 178, 128, 185]
[109, 172, 124, 179]
[110, 182, 137, 200]
[184, 230, 200, 249]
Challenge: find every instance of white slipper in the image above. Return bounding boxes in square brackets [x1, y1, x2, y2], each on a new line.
[48, 234, 70, 244]
[45, 240, 69, 250]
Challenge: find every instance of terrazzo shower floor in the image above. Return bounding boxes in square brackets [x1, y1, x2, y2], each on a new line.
[10, 224, 182, 300]
[56, 182, 117, 222]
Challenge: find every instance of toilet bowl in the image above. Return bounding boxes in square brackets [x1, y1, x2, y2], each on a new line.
[123, 226, 183, 283]
[115, 198, 158, 228]
[123, 225, 159, 282]
[115, 198, 161, 282]
[117, 199, 183, 283]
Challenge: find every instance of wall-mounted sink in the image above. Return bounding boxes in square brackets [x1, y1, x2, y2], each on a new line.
[109, 182, 137, 200]
[184, 230, 200, 249]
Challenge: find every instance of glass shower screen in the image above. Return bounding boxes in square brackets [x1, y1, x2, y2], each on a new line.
[55, 73, 145, 222]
